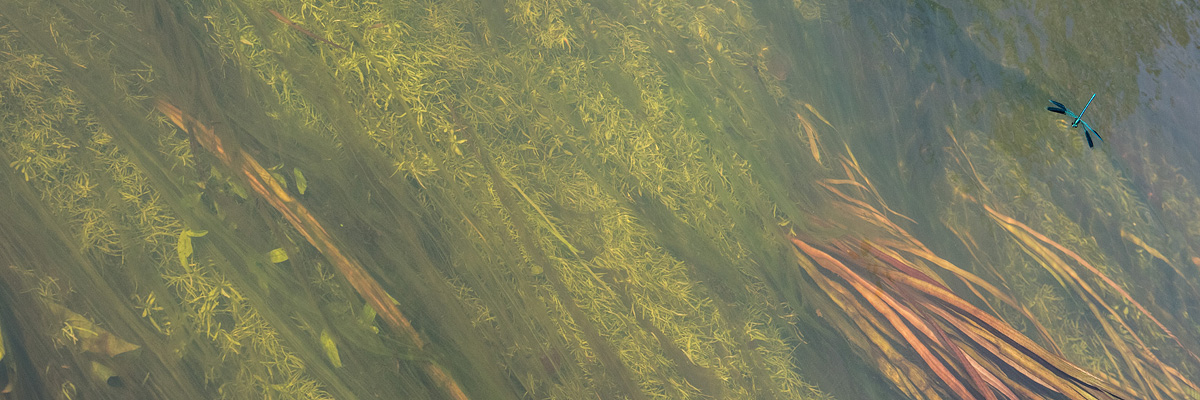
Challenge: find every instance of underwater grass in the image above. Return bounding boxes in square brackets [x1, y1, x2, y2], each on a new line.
[937, 126, 1200, 399]
[2, 0, 1200, 398]
[0, 0, 831, 397]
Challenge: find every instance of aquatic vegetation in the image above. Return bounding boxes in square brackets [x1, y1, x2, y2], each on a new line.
[789, 153, 1143, 399]
[937, 126, 1200, 399]
[0, 0, 1197, 399]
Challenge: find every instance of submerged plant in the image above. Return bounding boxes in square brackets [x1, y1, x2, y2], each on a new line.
[0, 0, 1198, 398]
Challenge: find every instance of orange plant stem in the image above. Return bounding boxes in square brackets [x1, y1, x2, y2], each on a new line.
[157, 100, 468, 400]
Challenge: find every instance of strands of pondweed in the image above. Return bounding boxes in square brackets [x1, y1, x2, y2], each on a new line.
[786, 154, 1150, 400]
[938, 126, 1200, 399]
[792, 232, 1140, 400]
[944, 126, 1200, 398]
[982, 204, 1200, 398]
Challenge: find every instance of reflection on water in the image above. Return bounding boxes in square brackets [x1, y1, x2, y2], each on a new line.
[0, 0, 1198, 398]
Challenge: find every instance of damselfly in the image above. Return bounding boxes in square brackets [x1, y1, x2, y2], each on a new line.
[1046, 93, 1103, 148]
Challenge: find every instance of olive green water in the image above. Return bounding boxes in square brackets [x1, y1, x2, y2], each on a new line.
[1, 0, 1198, 398]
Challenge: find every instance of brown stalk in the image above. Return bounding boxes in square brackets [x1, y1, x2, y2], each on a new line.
[857, 241, 948, 292]
[796, 112, 823, 165]
[890, 283, 998, 400]
[802, 202, 1045, 398]
[1081, 293, 1163, 399]
[802, 235, 1052, 399]
[794, 246, 943, 399]
[798, 153, 1170, 399]
[918, 306, 1005, 400]
[1120, 228, 1200, 298]
[822, 182, 909, 238]
[936, 305, 1090, 400]
[157, 100, 468, 400]
[872, 264, 1137, 399]
[903, 243, 1064, 356]
[925, 305, 1072, 397]
[862, 239, 1078, 398]
[959, 343, 1040, 400]
[793, 237, 976, 399]
[837, 202, 1062, 357]
[1019, 228, 1178, 397]
[840, 148, 917, 224]
[794, 247, 905, 349]
[832, 240, 1001, 400]
[937, 223, 1052, 351]
[816, 236, 1112, 399]
[984, 204, 1200, 367]
[944, 126, 992, 194]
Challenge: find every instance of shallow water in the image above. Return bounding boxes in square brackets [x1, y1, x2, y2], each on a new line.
[1, 0, 1198, 398]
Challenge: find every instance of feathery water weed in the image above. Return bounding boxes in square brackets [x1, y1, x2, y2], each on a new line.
[13, 0, 1194, 398]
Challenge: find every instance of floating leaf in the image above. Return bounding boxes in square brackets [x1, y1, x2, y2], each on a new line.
[268, 248, 289, 263]
[49, 304, 140, 357]
[294, 168, 307, 195]
[803, 102, 835, 128]
[796, 112, 822, 165]
[1120, 228, 1171, 266]
[320, 329, 342, 368]
[229, 181, 248, 199]
[177, 231, 193, 268]
[359, 304, 379, 334]
[178, 229, 207, 268]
